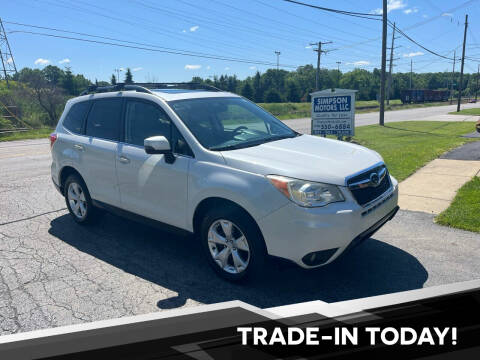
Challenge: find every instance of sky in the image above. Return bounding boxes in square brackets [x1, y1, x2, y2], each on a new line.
[2, 0, 480, 83]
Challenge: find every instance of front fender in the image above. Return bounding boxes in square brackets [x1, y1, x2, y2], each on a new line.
[187, 161, 289, 231]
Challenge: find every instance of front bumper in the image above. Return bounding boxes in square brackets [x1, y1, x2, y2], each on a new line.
[258, 177, 399, 268]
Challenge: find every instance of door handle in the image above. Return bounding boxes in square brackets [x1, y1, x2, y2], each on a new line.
[73, 144, 84, 151]
[118, 155, 130, 164]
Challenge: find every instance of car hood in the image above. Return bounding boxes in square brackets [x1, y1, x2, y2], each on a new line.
[220, 135, 383, 186]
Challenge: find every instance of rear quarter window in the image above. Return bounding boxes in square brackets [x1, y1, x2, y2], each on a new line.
[62, 101, 91, 134]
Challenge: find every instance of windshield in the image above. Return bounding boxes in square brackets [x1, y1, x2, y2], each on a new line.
[168, 97, 298, 151]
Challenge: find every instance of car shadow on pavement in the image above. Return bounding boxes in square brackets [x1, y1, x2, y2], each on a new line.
[49, 213, 428, 309]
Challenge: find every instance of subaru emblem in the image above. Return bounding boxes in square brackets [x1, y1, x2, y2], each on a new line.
[370, 172, 380, 186]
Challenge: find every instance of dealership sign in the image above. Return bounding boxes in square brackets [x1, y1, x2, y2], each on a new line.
[311, 88, 357, 137]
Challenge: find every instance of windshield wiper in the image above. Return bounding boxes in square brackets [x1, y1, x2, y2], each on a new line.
[210, 133, 297, 151]
[210, 143, 251, 151]
[260, 133, 297, 144]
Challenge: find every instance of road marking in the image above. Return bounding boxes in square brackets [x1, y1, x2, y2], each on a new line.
[0, 152, 50, 159]
[0, 153, 26, 159]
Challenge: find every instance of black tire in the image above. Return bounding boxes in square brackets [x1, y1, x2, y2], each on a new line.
[64, 174, 103, 225]
[200, 205, 266, 282]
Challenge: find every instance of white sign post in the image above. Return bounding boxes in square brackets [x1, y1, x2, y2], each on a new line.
[311, 88, 357, 138]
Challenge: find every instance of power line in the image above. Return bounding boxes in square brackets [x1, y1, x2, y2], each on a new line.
[389, 22, 455, 60]
[60, 0, 319, 64]
[403, 0, 478, 31]
[133, 0, 315, 47]
[3, 20, 257, 60]
[252, 0, 381, 53]
[9, 29, 299, 68]
[254, 0, 380, 38]
[39, 0, 271, 61]
[333, 1, 475, 55]
[281, 0, 382, 20]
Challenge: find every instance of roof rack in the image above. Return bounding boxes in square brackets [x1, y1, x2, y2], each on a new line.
[80, 82, 221, 96]
[79, 84, 152, 96]
[140, 82, 222, 92]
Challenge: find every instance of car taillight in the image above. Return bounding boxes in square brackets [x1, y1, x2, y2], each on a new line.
[50, 133, 57, 149]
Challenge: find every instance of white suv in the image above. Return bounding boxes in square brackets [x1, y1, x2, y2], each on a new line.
[50, 83, 399, 282]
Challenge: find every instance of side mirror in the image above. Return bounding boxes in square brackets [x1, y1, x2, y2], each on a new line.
[144, 136, 175, 163]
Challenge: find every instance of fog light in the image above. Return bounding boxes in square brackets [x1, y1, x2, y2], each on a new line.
[302, 248, 338, 266]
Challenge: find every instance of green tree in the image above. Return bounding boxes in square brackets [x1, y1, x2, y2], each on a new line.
[227, 75, 238, 93]
[124, 68, 133, 84]
[42, 65, 64, 85]
[218, 75, 227, 90]
[264, 89, 282, 103]
[253, 71, 263, 102]
[111, 74, 117, 85]
[340, 69, 374, 100]
[15, 67, 66, 126]
[286, 81, 300, 102]
[241, 82, 253, 100]
[73, 74, 91, 95]
[62, 67, 75, 95]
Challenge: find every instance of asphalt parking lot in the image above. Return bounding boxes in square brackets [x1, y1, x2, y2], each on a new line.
[1, 138, 480, 335]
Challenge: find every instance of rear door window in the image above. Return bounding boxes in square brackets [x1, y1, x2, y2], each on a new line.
[63, 101, 90, 134]
[86, 98, 123, 141]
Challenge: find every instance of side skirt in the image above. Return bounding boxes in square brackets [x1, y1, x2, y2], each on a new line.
[92, 200, 194, 238]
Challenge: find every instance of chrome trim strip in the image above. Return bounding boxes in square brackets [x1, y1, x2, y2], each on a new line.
[348, 166, 387, 189]
[344, 161, 385, 186]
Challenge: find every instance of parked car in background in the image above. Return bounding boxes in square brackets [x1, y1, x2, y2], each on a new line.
[400, 89, 450, 104]
[50, 83, 399, 282]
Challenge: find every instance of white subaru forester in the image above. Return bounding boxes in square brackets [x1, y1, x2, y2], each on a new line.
[50, 83, 399, 282]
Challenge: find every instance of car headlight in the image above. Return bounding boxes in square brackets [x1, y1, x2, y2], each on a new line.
[266, 175, 345, 207]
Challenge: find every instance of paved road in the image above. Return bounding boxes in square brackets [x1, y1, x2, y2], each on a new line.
[441, 140, 480, 161]
[286, 102, 480, 133]
[1, 124, 480, 334]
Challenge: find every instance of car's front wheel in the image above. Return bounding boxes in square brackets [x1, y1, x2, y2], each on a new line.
[200, 207, 265, 282]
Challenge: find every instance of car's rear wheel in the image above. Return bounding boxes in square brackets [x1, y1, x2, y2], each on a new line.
[64, 174, 101, 225]
[200, 206, 265, 282]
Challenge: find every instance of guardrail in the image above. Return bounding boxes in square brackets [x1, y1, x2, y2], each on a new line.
[0, 127, 31, 134]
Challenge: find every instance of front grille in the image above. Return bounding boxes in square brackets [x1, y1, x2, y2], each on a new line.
[347, 165, 392, 206]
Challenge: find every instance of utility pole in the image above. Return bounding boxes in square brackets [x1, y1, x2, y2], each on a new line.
[387, 22, 396, 105]
[114, 68, 123, 82]
[475, 64, 479, 102]
[274, 51, 281, 89]
[450, 51, 456, 104]
[311, 41, 332, 90]
[410, 59, 413, 89]
[457, 14, 468, 112]
[379, 0, 387, 126]
[336, 61, 341, 87]
[0, 18, 18, 88]
[274, 51, 281, 71]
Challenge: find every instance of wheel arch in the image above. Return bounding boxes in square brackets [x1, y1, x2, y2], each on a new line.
[59, 166, 85, 194]
[192, 197, 265, 243]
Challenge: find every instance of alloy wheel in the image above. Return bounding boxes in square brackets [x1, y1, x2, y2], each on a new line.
[67, 182, 87, 219]
[207, 219, 250, 274]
